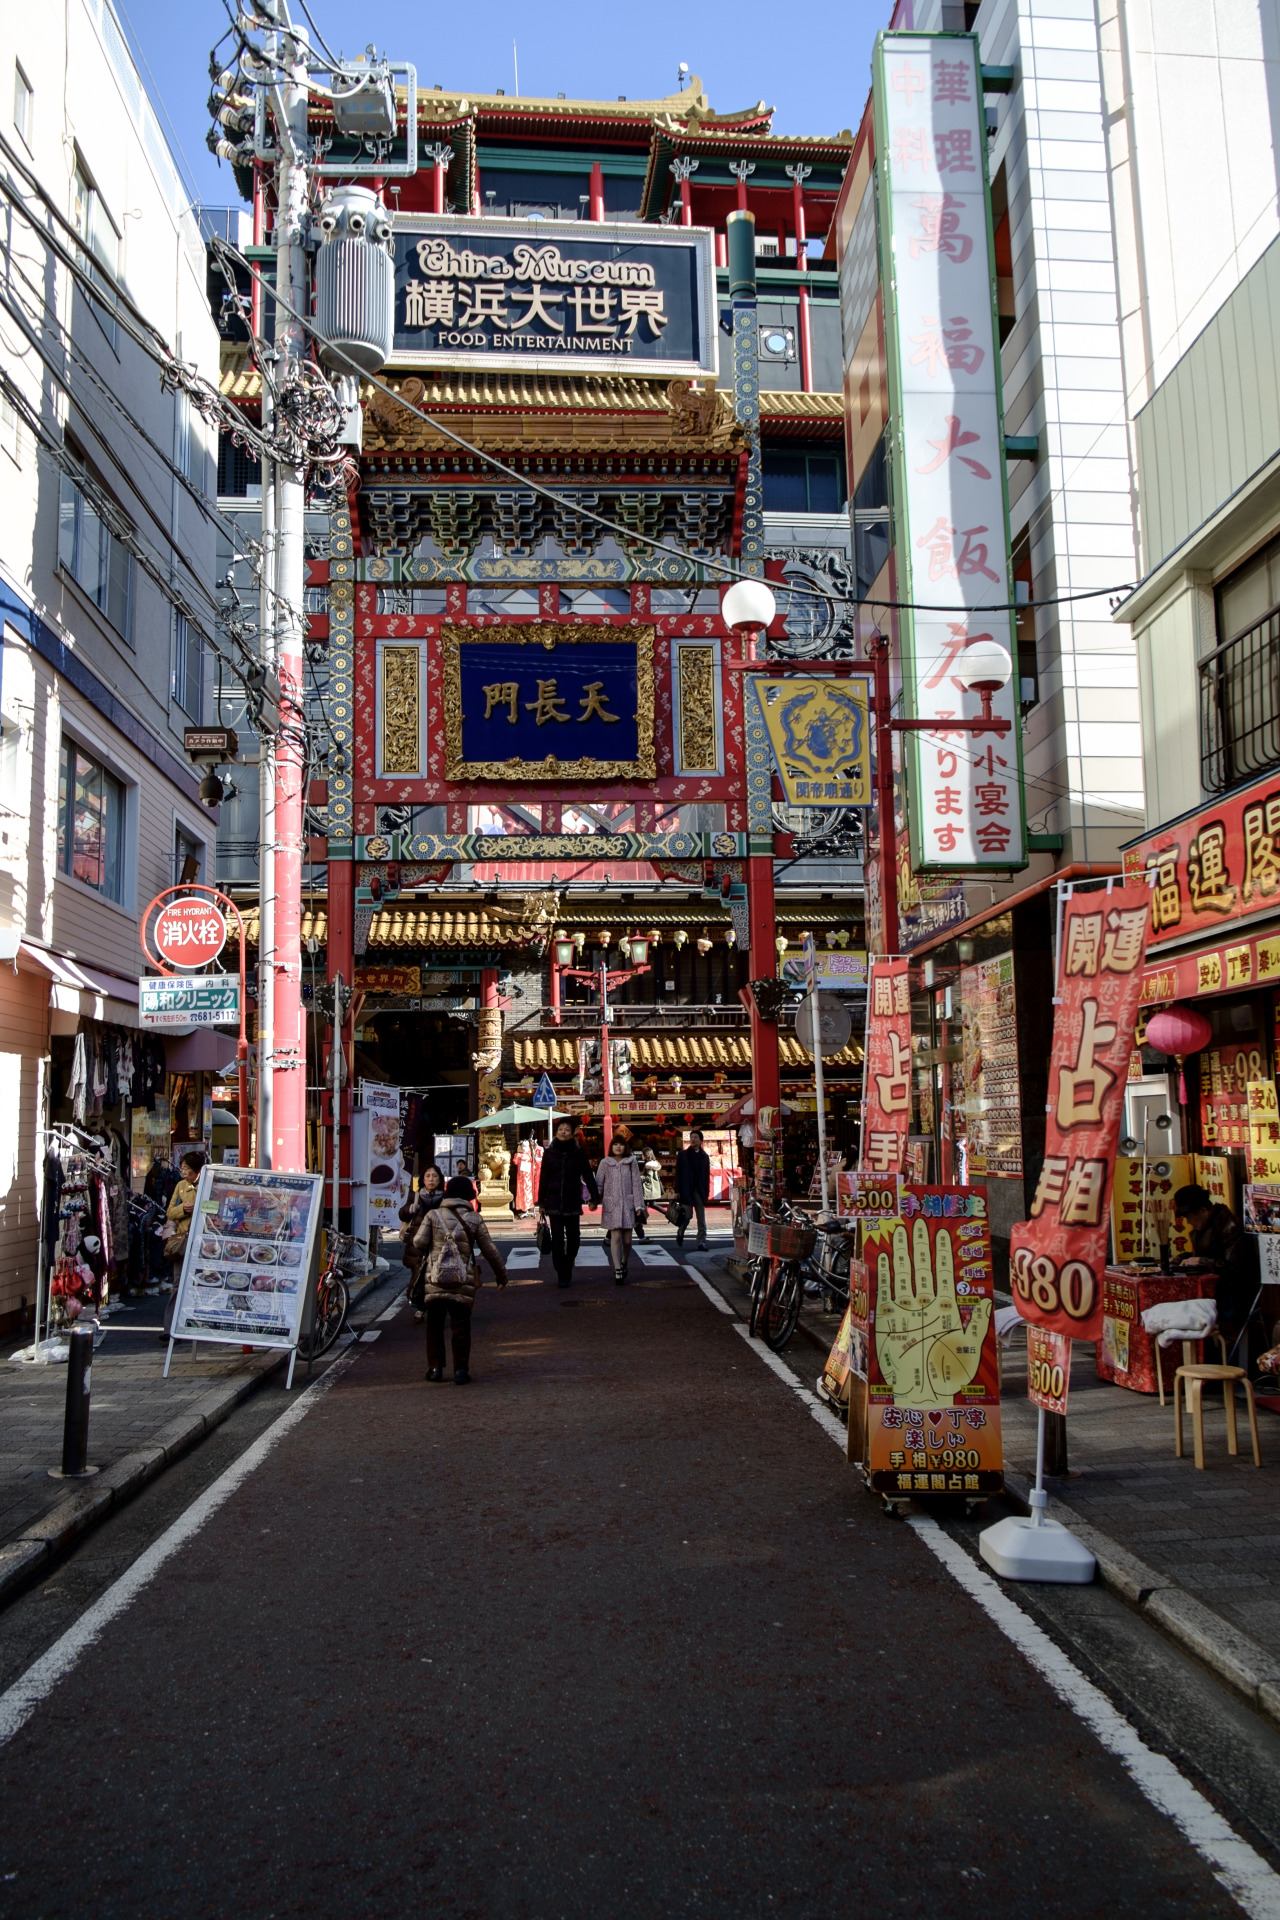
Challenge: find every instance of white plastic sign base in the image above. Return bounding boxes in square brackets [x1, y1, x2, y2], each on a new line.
[979, 1515, 1097, 1584]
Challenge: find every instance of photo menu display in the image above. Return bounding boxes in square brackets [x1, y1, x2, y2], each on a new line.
[172, 1166, 324, 1348]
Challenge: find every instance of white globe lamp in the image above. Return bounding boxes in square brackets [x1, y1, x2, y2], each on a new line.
[722, 579, 777, 654]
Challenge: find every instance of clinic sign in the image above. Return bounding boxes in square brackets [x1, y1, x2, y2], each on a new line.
[392, 219, 718, 377]
[872, 31, 1025, 870]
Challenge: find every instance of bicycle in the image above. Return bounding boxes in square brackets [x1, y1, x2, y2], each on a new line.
[298, 1233, 351, 1361]
[749, 1200, 816, 1353]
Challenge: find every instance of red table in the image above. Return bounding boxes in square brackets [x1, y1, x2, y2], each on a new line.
[1096, 1268, 1218, 1394]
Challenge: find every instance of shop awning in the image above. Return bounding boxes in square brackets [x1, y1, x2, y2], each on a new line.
[236, 905, 543, 950]
[18, 943, 140, 1029]
[510, 1032, 863, 1072]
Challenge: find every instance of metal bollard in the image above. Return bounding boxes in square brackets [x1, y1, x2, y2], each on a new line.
[49, 1324, 98, 1480]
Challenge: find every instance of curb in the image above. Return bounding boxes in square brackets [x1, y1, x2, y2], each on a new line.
[0, 1349, 286, 1609]
[1002, 1466, 1280, 1728]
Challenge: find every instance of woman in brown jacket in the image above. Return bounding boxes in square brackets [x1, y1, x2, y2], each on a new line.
[415, 1176, 508, 1384]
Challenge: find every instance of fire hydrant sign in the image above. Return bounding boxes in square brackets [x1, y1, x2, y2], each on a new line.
[152, 898, 227, 969]
[857, 1186, 1003, 1495]
[1010, 887, 1151, 1342]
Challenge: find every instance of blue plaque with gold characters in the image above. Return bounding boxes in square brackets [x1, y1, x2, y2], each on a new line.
[442, 626, 655, 781]
[751, 675, 873, 807]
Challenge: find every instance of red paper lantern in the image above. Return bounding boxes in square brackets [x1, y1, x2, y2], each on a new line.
[1145, 1004, 1211, 1058]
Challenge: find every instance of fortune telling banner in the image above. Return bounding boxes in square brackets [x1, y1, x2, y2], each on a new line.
[1009, 887, 1152, 1342]
[860, 957, 913, 1174]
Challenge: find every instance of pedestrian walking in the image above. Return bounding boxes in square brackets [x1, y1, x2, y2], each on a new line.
[536, 1117, 600, 1288]
[598, 1135, 647, 1285]
[415, 1176, 508, 1384]
[642, 1149, 663, 1205]
[160, 1151, 203, 1339]
[399, 1163, 445, 1320]
[674, 1130, 712, 1251]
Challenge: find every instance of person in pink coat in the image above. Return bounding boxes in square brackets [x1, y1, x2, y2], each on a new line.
[597, 1135, 647, 1285]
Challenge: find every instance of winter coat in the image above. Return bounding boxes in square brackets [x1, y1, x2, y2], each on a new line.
[164, 1179, 198, 1258]
[642, 1160, 663, 1201]
[675, 1146, 711, 1204]
[400, 1187, 444, 1271]
[417, 1198, 508, 1305]
[598, 1152, 646, 1229]
[537, 1138, 600, 1216]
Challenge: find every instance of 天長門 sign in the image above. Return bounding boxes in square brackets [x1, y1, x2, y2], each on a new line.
[442, 626, 655, 781]
[393, 219, 718, 378]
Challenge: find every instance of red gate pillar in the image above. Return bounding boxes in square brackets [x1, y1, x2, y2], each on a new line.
[327, 858, 355, 1215]
[747, 854, 780, 1124]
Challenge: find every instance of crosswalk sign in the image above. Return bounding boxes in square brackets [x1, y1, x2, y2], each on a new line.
[531, 1073, 557, 1109]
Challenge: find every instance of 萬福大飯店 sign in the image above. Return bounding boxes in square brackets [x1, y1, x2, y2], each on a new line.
[442, 627, 655, 780]
[393, 221, 718, 378]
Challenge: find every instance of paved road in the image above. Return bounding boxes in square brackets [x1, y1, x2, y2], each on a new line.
[0, 1249, 1270, 1917]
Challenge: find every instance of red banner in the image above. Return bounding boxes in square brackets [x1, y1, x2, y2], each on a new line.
[1010, 887, 1152, 1342]
[860, 957, 912, 1174]
[1123, 768, 1280, 945]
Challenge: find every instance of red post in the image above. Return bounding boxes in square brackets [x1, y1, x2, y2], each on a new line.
[870, 635, 901, 956]
[599, 957, 613, 1154]
[549, 954, 562, 1026]
[680, 177, 693, 226]
[715, 231, 727, 268]
[589, 162, 605, 222]
[797, 285, 813, 392]
[327, 859, 355, 1208]
[432, 161, 445, 214]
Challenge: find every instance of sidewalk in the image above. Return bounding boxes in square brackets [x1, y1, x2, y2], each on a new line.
[702, 1249, 1280, 1726]
[0, 1260, 398, 1604]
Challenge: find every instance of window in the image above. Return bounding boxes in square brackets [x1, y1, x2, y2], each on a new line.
[1202, 535, 1280, 792]
[216, 430, 261, 498]
[172, 612, 201, 718]
[72, 161, 119, 347]
[58, 470, 133, 638]
[853, 435, 891, 600]
[762, 447, 844, 514]
[57, 741, 125, 900]
[0, 389, 20, 466]
[13, 63, 32, 146]
[0, 717, 22, 807]
[177, 393, 203, 489]
[174, 824, 203, 885]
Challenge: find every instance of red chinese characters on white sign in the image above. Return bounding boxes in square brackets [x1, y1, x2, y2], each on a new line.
[874, 32, 1023, 870]
[860, 957, 913, 1174]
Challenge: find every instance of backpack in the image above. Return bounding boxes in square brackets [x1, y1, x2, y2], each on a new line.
[426, 1209, 476, 1292]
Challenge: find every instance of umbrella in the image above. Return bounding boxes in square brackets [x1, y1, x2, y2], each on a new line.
[459, 1104, 573, 1129]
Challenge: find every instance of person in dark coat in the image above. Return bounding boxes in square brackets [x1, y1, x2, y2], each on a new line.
[1174, 1185, 1261, 1353]
[674, 1130, 712, 1251]
[537, 1117, 600, 1287]
[399, 1164, 445, 1320]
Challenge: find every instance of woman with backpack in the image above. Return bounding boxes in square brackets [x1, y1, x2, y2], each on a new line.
[536, 1117, 600, 1288]
[598, 1135, 647, 1285]
[414, 1176, 508, 1384]
[400, 1164, 445, 1321]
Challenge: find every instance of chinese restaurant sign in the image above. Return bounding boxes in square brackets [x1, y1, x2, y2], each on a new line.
[872, 31, 1025, 870]
[393, 220, 718, 377]
[751, 675, 872, 808]
[441, 627, 655, 781]
[1010, 887, 1151, 1341]
[858, 1187, 1003, 1496]
[860, 957, 913, 1173]
[1123, 771, 1280, 946]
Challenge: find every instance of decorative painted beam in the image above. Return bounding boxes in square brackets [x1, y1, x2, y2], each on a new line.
[355, 829, 753, 862]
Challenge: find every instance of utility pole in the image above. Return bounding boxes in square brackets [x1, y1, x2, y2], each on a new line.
[265, 6, 309, 1172]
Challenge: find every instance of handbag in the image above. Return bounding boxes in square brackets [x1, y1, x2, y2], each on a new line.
[536, 1218, 552, 1255]
[162, 1232, 187, 1263]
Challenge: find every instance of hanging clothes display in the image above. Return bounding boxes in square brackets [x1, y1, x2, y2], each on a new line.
[42, 1127, 122, 1324]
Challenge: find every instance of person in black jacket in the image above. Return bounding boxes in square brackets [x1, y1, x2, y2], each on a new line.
[537, 1119, 600, 1287]
[674, 1130, 712, 1250]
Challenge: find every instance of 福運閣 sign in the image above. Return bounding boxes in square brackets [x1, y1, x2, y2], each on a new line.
[393, 220, 718, 378]
[872, 31, 1025, 870]
[442, 627, 655, 781]
[1123, 770, 1280, 946]
[1010, 887, 1151, 1342]
[751, 676, 872, 807]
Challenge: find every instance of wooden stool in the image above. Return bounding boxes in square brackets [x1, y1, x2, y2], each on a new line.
[1154, 1333, 1229, 1405]
[1173, 1365, 1262, 1469]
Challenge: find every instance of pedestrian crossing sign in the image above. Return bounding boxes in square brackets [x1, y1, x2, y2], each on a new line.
[532, 1073, 557, 1109]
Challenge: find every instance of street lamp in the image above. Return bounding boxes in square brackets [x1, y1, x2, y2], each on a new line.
[722, 578, 777, 659]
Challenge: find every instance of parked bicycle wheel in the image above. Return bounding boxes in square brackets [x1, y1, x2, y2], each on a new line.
[747, 1256, 771, 1338]
[299, 1270, 348, 1360]
[763, 1260, 803, 1352]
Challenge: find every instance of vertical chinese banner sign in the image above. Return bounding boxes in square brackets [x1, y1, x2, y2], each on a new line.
[860, 957, 913, 1173]
[860, 1188, 1003, 1495]
[1010, 888, 1152, 1341]
[872, 30, 1026, 871]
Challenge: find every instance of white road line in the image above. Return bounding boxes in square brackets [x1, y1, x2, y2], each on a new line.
[376, 1296, 405, 1323]
[704, 1277, 1280, 1919]
[907, 1517, 1280, 1920]
[0, 1341, 364, 1750]
[683, 1266, 736, 1315]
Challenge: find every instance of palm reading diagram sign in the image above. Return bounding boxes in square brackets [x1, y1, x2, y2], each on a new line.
[872, 31, 1025, 869]
[1010, 887, 1151, 1341]
[857, 1188, 1002, 1495]
[860, 957, 913, 1173]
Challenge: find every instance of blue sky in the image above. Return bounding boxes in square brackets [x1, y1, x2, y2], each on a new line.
[114, 0, 889, 213]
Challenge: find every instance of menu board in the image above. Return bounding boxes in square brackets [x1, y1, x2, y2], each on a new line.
[171, 1165, 324, 1349]
[361, 1083, 406, 1225]
[1200, 1040, 1265, 1150]
[958, 954, 1021, 1177]
[1109, 1155, 1193, 1263]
